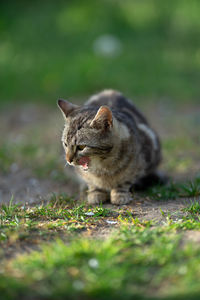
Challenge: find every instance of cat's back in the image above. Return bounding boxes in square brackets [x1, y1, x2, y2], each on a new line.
[85, 89, 148, 125]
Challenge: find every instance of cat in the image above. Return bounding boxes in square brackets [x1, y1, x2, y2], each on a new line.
[58, 90, 162, 205]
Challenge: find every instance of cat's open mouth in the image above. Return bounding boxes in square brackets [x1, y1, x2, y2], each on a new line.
[78, 156, 90, 171]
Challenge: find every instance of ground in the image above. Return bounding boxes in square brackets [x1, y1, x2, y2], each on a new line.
[0, 100, 200, 300]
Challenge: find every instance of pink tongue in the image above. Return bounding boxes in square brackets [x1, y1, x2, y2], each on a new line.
[79, 157, 90, 169]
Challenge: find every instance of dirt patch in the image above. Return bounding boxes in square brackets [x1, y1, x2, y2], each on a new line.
[103, 195, 200, 223]
[0, 168, 77, 204]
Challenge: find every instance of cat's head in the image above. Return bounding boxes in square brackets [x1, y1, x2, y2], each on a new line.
[58, 99, 114, 171]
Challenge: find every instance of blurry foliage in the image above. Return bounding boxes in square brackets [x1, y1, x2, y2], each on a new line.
[0, 0, 200, 104]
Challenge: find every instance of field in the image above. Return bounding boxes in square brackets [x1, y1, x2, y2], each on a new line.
[0, 1, 200, 299]
[1, 0, 200, 103]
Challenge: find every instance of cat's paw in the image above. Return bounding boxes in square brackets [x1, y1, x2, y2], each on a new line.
[87, 190, 109, 205]
[110, 190, 133, 205]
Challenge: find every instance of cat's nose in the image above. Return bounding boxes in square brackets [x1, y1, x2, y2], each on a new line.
[66, 151, 74, 163]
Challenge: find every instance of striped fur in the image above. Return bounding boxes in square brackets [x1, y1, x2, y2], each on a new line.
[58, 90, 161, 205]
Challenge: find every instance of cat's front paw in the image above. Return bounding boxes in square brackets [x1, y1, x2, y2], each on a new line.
[110, 190, 133, 205]
[87, 190, 109, 205]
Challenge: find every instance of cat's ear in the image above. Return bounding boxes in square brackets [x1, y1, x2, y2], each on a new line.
[57, 99, 78, 118]
[90, 106, 113, 130]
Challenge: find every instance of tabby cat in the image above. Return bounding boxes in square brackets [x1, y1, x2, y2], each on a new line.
[58, 90, 162, 205]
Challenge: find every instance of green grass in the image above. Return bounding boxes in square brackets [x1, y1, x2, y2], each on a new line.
[180, 178, 200, 197]
[0, 195, 153, 248]
[1, 0, 200, 104]
[146, 177, 200, 201]
[158, 200, 200, 230]
[1, 197, 200, 299]
[0, 197, 116, 250]
[184, 201, 200, 214]
[1, 220, 200, 299]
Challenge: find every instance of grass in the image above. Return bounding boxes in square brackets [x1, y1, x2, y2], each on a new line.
[158, 200, 200, 230]
[180, 178, 200, 197]
[184, 201, 200, 214]
[1, 175, 199, 246]
[1, 0, 200, 104]
[0, 211, 200, 299]
[0, 200, 150, 239]
[145, 176, 200, 201]
[0, 197, 116, 252]
[1, 194, 200, 299]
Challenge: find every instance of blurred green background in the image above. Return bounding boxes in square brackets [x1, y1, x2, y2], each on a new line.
[1, 0, 200, 105]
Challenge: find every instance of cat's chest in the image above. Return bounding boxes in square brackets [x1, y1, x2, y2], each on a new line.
[82, 171, 116, 189]
[78, 167, 132, 190]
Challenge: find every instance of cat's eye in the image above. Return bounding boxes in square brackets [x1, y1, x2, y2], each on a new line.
[77, 145, 86, 151]
[64, 142, 67, 147]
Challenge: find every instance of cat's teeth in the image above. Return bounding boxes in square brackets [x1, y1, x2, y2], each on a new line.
[83, 164, 89, 171]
